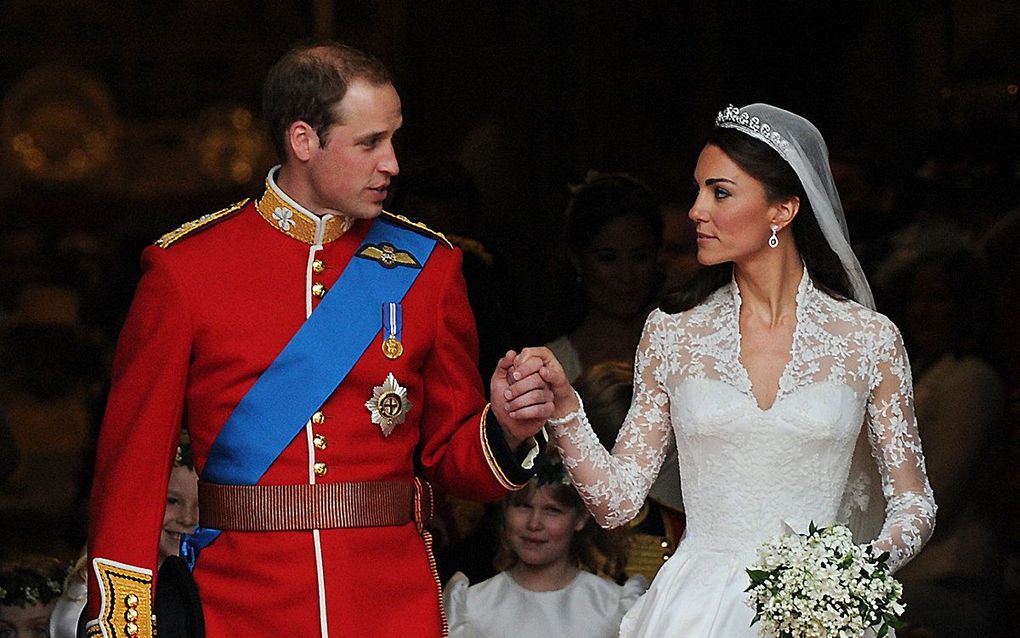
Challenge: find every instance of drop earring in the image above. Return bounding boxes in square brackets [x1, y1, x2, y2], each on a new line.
[768, 224, 779, 248]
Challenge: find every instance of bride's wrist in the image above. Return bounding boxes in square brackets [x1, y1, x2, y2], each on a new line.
[550, 390, 581, 421]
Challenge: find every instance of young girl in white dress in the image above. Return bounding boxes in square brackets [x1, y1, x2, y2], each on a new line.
[443, 452, 646, 638]
[505, 104, 936, 637]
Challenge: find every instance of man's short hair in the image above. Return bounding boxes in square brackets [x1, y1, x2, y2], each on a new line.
[262, 40, 392, 160]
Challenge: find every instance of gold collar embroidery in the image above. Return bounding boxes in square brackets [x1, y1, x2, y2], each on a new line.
[255, 174, 353, 245]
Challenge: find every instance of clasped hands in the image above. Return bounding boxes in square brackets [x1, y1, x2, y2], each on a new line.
[489, 347, 581, 451]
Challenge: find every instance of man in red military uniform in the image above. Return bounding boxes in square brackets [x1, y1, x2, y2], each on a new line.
[85, 41, 551, 638]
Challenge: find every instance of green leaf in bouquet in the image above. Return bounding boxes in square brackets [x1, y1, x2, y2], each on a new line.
[745, 569, 770, 587]
[886, 614, 907, 629]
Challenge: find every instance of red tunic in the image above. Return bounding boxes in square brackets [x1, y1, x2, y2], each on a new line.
[86, 192, 527, 638]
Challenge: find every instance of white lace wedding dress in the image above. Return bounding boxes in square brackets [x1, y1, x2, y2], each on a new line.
[547, 273, 936, 637]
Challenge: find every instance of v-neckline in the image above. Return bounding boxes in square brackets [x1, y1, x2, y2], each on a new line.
[730, 269, 809, 412]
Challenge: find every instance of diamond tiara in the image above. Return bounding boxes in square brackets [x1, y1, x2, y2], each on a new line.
[715, 105, 790, 156]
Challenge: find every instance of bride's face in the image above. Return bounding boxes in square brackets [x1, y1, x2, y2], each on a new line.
[689, 144, 777, 266]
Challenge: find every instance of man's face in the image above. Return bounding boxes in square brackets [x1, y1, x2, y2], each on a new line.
[304, 79, 402, 219]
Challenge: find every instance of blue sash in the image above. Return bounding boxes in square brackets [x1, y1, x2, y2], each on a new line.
[182, 217, 437, 565]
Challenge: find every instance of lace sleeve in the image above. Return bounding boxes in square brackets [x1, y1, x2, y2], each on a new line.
[547, 312, 674, 528]
[866, 320, 937, 572]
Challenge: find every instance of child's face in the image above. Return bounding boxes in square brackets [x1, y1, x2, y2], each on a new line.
[0, 601, 55, 638]
[505, 486, 587, 569]
[159, 465, 199, 562]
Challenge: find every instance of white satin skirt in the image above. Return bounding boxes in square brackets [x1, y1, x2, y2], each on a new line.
[619, 545, 888, 638]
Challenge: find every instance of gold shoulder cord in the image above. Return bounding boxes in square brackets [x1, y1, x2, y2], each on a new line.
[380, 210, 452, 248]
[155, 199, 249, 249]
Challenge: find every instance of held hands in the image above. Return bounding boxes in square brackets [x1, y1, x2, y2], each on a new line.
[489, 347, 581, 450]
[507, 347, 580, 420]
[490, 350, 554, 449]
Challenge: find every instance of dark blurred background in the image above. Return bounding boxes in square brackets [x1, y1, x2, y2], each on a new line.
[0, 1, 1018, 633]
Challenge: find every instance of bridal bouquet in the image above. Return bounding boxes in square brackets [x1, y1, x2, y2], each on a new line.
[745, 522, 904, 638]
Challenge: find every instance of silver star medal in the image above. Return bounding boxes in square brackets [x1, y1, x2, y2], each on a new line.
[365, 372, 412, 436]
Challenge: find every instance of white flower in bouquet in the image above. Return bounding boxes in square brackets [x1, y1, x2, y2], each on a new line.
[745, 522, 905, 638]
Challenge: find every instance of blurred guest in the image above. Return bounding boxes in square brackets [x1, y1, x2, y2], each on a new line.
[0, 285, 98, 556]
[0, 227, 45, 323]
[977, 206, 1020, 635]
[546, 172, 663, 382]
[659, 201, 701, 294]
[886, 246, 1010, 637]
[0, 555, 67, 638]
[443, 451, 645, 637]
[387, 154, 511, 376]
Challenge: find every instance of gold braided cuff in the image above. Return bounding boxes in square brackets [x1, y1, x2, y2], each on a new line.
[91, 558, 154, 638]
[479, 404, 529, 491]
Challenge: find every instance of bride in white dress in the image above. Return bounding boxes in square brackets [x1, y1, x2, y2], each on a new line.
[506, 104, 936, 637]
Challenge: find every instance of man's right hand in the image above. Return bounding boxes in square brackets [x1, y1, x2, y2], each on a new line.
[489, 350, 553, 450]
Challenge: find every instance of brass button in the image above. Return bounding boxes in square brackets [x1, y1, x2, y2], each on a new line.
[311, 411, 325, 425]
[311, 282, 327, 297]
[125, 622, 139, 637]
[662, 554, 670, 561]
[313, 434, 327, 450]
[124, 609, 138, 622]
[660, 540, 669, 548]
[124, 594, 139, 608]
[314, 462, 328, 476]
[312, 259, 325, 274]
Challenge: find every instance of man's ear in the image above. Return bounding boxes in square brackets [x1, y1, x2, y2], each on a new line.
[287, 120, 319, 162]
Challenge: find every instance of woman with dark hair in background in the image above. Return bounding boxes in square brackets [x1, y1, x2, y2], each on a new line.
[509, 104, 935, 636]
[545, 172, 663, 382]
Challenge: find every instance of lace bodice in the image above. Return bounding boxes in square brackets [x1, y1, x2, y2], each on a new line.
[548, 273, 935, 572]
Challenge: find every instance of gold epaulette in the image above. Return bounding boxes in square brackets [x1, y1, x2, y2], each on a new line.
[155, 199, 249, 248]
[380, 210, 452, 248]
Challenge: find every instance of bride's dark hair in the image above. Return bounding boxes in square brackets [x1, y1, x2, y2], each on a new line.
[660, 128, 853, 314]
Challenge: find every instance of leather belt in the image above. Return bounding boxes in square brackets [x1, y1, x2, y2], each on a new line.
[199, 479, 433, 532]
